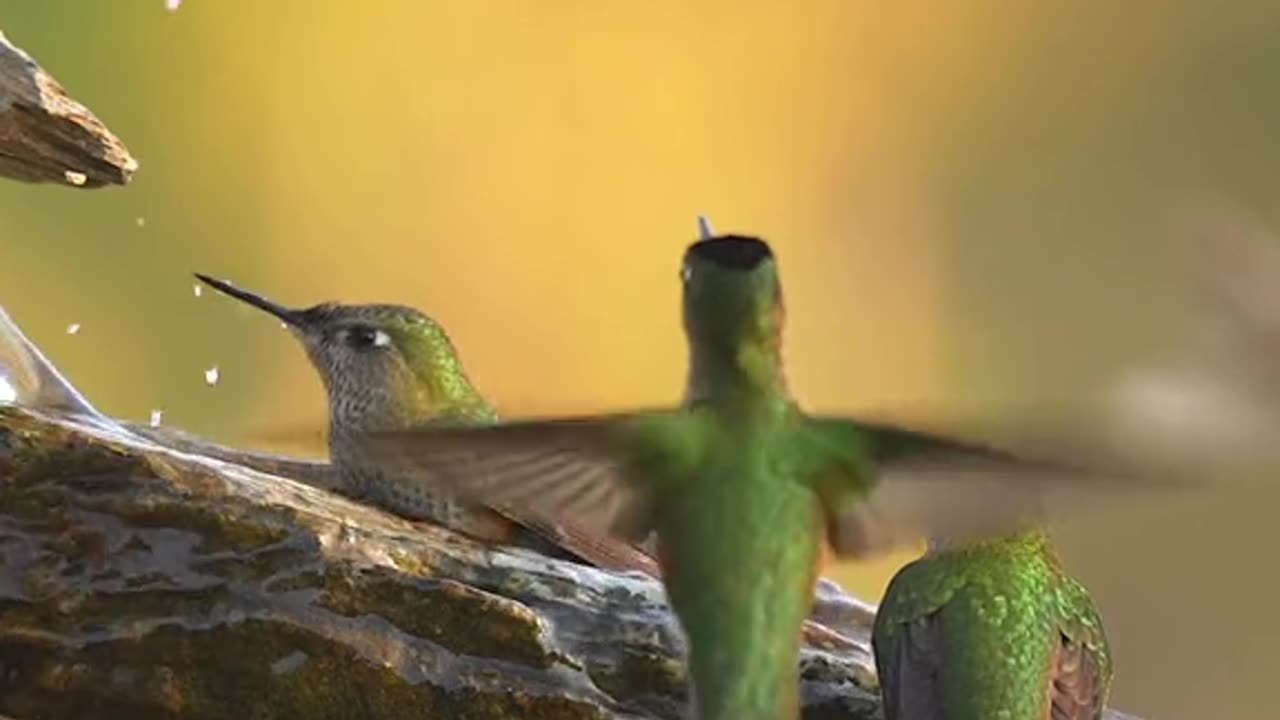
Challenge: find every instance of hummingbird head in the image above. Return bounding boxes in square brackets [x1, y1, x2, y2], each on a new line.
[680, 235, 785, 349]
[194, 273, 486, 430]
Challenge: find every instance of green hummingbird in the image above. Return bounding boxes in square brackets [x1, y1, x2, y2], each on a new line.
[192, 272, 660, 576]
[872, 531, 1110, 720]
[351, 231, 1120, 720]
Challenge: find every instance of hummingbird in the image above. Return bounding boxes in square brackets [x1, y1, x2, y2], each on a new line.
[351, 232, 1124, 720]
[192, 272, 660, 576]
[872, 531, 1110, 720]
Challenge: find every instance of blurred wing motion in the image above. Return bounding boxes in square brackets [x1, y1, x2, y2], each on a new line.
[1085, 202, 1280, 481]
[357, 411, 689, 544]
[800, 417, 1182, 559]
[0, 304, 100, 416]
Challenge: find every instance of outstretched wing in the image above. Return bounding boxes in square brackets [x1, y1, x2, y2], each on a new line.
[800, 417, 1174, 559]
[353, 410, 693, 544]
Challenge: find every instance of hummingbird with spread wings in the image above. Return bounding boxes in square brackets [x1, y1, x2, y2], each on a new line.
[352, 227, 1139, 720]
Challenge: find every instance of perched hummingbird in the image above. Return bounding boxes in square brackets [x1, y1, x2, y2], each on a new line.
[192, 273, 660, 575]
[872, 531, 1110, 720]
[352, 233, 1118, 720]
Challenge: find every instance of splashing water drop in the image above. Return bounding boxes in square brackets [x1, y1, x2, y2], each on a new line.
[0, 375, 16, 404]
[204, 366, 220, 386]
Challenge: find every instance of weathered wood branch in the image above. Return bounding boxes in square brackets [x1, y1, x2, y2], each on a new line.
[0, 31, 136, 188]
[0, 405, 884, 719]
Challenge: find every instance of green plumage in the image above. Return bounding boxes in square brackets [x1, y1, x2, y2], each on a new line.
[648, 406, 823, 718]
[353, 234, 1128, 720]
[873, 532, 1112, 720]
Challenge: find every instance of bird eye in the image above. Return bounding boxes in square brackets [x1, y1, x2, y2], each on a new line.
[340, 326, 392, 351]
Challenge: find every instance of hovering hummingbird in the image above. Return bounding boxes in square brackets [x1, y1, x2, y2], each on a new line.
[351, 231, 1127, 720]
[192, 272, 660, 575]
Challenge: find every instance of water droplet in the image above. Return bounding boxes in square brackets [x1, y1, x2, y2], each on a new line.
[149, 409, 163, 428]
[135, 217, 146, 228]
[0, 375, 17, 404]
[193, 284, 202, 298]
[204, 366, 220, 386]
[66, 323, 81, 335]
[166, 0, 181, 10]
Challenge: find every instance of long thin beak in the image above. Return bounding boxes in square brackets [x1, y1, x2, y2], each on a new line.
[194, 273, 302, 327]
[697, 215, 715, 240]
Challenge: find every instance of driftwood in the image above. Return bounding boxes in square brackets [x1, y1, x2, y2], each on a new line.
[0, 303, 1145, 719]
[0, 31, 136, 188]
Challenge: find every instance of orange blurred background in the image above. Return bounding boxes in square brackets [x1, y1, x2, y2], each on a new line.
[2, 2, 1276, 717]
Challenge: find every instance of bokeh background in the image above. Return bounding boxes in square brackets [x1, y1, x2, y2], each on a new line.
[2, 2, 1277, 717]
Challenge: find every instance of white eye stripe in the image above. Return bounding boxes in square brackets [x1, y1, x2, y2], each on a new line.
[372, 329, 392, 347]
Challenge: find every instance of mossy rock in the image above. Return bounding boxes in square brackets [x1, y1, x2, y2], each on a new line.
[0, 406, 886, 719]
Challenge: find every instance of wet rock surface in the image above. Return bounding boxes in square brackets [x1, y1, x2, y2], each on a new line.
[0, 406, 884, 719]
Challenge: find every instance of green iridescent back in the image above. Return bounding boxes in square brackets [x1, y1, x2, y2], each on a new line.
[872, 532, 1112, 720]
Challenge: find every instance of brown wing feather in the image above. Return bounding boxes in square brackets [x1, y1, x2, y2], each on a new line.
[359, 418, 661, 543]
[1050, 634, 1106, 720]
[518, 516, 661, 577]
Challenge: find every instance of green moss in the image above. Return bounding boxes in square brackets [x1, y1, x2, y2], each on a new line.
[318, 568, 560, 670]
[0, 414, 145, 485]
[0, 586, 235, 634]
[588, 647, 686, 707]
[265, 570, 323, 594]
[123, 572, 171, 589]
[0, 621, 607, 720]
[107, 503, 290, 555]
[195, 545, 315, 584]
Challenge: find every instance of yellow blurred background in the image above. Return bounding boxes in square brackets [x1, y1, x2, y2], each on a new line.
[1, 2, 1276, 717]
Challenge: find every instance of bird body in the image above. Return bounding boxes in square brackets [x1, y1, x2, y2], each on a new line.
[194, 274, 659, 574]
[873, 531, 1111, 720]
[652, 405, 823, 718]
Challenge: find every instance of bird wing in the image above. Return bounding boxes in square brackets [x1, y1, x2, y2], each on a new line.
[873, 598, 947, 720]
[798, 417, 1175, 560]
[1052, 581, 1114, 720]
[353, 410, 694, 544]
[874, 594, 1110, 720]
[1049, 632, 1111, 720]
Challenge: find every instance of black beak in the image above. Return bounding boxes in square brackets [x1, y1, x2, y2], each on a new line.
[194, 273, 303, 328]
